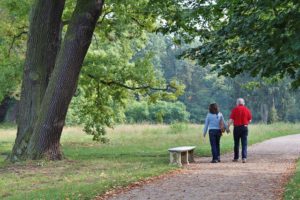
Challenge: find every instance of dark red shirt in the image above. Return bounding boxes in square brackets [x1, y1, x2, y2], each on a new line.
[230, 105, 252, 126]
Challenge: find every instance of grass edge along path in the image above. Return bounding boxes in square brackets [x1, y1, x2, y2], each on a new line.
[284, 159, 300, 200]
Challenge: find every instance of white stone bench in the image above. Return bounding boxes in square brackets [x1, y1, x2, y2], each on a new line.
[168, 146, 196, 167]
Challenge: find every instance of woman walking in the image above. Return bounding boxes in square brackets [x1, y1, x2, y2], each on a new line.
[203, 103, 227, 163]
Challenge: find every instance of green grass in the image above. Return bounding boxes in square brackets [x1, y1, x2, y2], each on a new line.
[0, 123, 299, 199]
[284, 159, 300, 200]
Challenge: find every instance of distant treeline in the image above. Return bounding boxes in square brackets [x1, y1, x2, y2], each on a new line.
[132, 34, 300, 124]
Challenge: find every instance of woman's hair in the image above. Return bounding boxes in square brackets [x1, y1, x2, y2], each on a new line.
[209, 103, 219, 114]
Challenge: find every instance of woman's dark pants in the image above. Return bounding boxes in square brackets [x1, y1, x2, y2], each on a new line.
[209, 129, 221, 161]
[233, 126, 248, 160]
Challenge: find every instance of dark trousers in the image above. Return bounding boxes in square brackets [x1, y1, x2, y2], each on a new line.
[233, 126, 248, 159]
[209, 129, 221, 161]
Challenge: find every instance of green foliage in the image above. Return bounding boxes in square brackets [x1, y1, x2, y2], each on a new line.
[0, 59, 23, 101]
[0, 0, 29, 102]
[61, 1, 185, 141]
[0, 0, 186, 142]
[66, 31, 184, 141]
[2, 0, 300, 140]
[149, 101, 190, 123]
[64, 1, 300, 128]
[125, 101, 190, 124]
[177, 0, 300, 88]
[65, 94, 83, 126]
[125, 101, 149, 123]
[126, 33, 300, 124]
[285, 93, 300, 122]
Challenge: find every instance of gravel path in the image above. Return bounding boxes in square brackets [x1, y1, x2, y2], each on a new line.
[106, 134, 300, 200]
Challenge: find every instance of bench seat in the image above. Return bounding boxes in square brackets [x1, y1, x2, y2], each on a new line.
[168, 146, 196, 167]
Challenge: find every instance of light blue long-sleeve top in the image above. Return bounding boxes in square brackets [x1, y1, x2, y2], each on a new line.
[203, 112, 227, 137]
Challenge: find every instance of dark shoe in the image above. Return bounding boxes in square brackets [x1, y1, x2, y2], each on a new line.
[218, 159, 221, 162]
[232, 159, 238, 162]
[211, 160, 218, 163]
[242, 158, 247, 163]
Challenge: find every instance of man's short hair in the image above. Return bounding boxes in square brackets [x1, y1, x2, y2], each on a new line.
[236, 98, 245, 105]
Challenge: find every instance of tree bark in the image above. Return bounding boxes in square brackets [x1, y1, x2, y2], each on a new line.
[26, 0, 104, 160]
[10, 0, 66, 161]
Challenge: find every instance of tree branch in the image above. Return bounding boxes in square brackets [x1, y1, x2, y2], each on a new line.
[131, 17, 146, 28]
[63, 8, 113, 27]
[93, 33, 100, 48]
[87, 74, 174, 91]
[8, 31, 28, 57]
[97, 10, 113, 26]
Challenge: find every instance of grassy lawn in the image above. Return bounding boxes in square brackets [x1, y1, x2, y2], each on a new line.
[0, 123, 299, 199]
[284, 159, 300, 200]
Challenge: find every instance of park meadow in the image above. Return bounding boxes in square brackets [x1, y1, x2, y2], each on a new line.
[0, 123, 299, 200]
[1, 0, 300, 199]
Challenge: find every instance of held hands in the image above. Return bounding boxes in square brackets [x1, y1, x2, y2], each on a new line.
[226, 121, 231, 134]
[226, 128, 230, 134]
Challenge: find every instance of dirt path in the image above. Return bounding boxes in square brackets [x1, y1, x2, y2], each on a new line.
[104, 134, 300, 200]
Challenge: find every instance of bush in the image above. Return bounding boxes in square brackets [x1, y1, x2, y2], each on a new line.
[125, 101, 190, 124]
[125, 101, 149, 123]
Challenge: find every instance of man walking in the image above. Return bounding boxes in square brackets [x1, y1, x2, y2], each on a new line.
[228, 98, 252, 163]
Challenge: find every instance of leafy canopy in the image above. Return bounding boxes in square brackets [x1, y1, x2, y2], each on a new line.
[158, 0, 300, 88]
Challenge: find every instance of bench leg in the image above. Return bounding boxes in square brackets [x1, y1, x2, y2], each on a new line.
[169, 152, 182, 167]
[181, 151, 189, 165]
[188, 150, 195, 163]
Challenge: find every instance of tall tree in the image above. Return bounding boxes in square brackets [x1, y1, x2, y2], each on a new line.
[10, 0, 104, 161]
[27, 0, 104, 160]
[8, 0, 184, 161]
[11, 0, 66, 161]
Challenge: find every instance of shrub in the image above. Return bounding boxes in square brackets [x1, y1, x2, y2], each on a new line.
[125, 101, 149, 123]
[125, 101, 190, 124]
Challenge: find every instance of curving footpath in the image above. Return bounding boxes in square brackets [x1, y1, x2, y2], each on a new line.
[105, 134, 300, 200]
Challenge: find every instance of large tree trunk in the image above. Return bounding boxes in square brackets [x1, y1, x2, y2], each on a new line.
[26, 0, 104, 160]
[10, 0, 66, 161]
